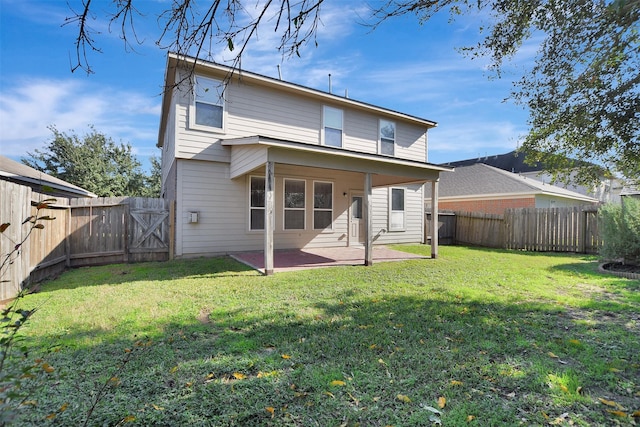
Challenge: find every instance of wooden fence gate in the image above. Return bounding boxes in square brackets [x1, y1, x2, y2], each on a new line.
[1, 180, 174, 301]
[68, 197, 174, 267]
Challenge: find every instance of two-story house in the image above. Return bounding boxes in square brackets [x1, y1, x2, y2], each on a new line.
[158, 53, 450, 274]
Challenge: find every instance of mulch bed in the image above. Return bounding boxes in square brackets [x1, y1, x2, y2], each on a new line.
[599, 262, 640, 280]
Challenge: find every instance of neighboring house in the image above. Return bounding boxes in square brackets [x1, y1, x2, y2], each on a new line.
[0, 155, 97, 199]
[157, 54, 450, 273]
[444, 150, 623, 204]
[426, 163, 598, 215]
[621, 185, 640, 200]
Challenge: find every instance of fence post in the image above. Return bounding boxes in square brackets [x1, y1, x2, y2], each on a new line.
[169, 200, 175, 260]
[578, 207, 587, 253]
[123, 201, 129, 263]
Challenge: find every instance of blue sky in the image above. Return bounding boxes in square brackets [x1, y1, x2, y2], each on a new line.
[0, 0, 533, 170]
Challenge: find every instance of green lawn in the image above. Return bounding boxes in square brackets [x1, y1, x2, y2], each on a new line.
[12, 246, 640, 426]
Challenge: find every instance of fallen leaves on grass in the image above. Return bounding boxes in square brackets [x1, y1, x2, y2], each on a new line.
[599, 397, 624, 410]
[330, 380, 346, 386]
[437, 396, 446, 408]
[396, 394, 411, 403]
[265, 407, 275, 418]
[232, 372, 247, 380]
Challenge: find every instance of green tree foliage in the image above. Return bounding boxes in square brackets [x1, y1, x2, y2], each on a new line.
[599, 197, 640, 266]
[372, 0, 639, 185]
[23, 126, 160, 198]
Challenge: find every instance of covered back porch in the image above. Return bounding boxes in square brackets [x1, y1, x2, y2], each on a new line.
[223, 136, 449, 275]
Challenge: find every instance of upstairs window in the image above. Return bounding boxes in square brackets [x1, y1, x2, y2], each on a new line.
[284, 179, 305, 230]
[193, 75, 224, 130]
[380, 119, 395, 156]
[323, 106, 343, 148]
[313, 181, 333, 230]
[389, 188, 405, 231]
[249, 176, 265, 230]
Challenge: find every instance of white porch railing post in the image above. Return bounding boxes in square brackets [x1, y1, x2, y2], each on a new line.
[364, 172, 373, 266]
[431, 179, 439, 259]
[264, 161, 275, 275]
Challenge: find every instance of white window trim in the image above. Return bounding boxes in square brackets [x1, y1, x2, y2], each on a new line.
[313, 180, 334, 231]
[379, 119, 396, 156]
[388, 187, 406, 232]
[283, 178, 306, 231]
[322, 106, 343, 148]
[189, 75, 226, 133]
[248, 175, 265, 232]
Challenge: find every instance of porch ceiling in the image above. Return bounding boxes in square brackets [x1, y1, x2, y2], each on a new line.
[222, 136, 451, 186]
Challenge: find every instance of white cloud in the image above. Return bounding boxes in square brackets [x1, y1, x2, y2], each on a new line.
[0, 78, 161, 158]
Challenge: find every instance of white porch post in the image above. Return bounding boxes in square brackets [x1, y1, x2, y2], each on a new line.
[364, 172, 373, 266]
[431, 179, 439, 259]
[264, 161, 275, 275]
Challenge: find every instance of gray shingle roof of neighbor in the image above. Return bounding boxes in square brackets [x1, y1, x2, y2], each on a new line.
[433, 163, 598, 202]
[0, 155, 97, 198]
[442, 150, 544, 173]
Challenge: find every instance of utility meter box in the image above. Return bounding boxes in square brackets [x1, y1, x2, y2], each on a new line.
[188, 211, 199, 223]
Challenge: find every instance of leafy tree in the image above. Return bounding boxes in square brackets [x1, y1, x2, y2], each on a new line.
[141, 156, 162, 198]
[67, 0, 639, 185]
[23, 126, 159, 197]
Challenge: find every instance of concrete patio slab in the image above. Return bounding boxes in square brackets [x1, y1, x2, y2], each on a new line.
[230, 246, 429, 274]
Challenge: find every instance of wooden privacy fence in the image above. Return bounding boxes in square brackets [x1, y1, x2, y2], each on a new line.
[426, 206, 601, 254]
[504, 206, 600, 253]
[1, 180, 174, 301]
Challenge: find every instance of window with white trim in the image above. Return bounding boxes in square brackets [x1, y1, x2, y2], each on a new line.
[389, 188, 405, 231]
[380, 119, 395, 156]
[323, 106, 343, 148]
[192, 75, 224, 130]
[284, 179, 305, 230]
[313, 181, 333, 230]
[249, 176, 265, 230]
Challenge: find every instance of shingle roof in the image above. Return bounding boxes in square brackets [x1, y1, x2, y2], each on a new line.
[442, 150, 542, 173]
[435, 163, 598, 202]
[0, 156, 97, 198]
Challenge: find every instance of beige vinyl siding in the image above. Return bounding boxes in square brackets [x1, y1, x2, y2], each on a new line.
[535, 194, 594, 209]
[172, 69, 429, 164]
[344, 109, 378, 155]
[396, 126, 427, 162]
[174, 100, 231, 162]
[225, 83, 321, 143]
[229, 145, 268, 178]
[370, 184, 425, 245]
[176, 159, 262, 257]
[161, 100, 177, 184]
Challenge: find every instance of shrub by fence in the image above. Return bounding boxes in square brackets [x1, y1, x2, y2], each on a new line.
[1, 181, 174, 301]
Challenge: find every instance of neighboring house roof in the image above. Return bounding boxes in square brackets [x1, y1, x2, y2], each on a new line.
[442, 150, 543, 173]
[158, 53, 438, 149]
[435, 163, 598, 203]
[0, 155, 97, 198]
[621, 184, 640, 197]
